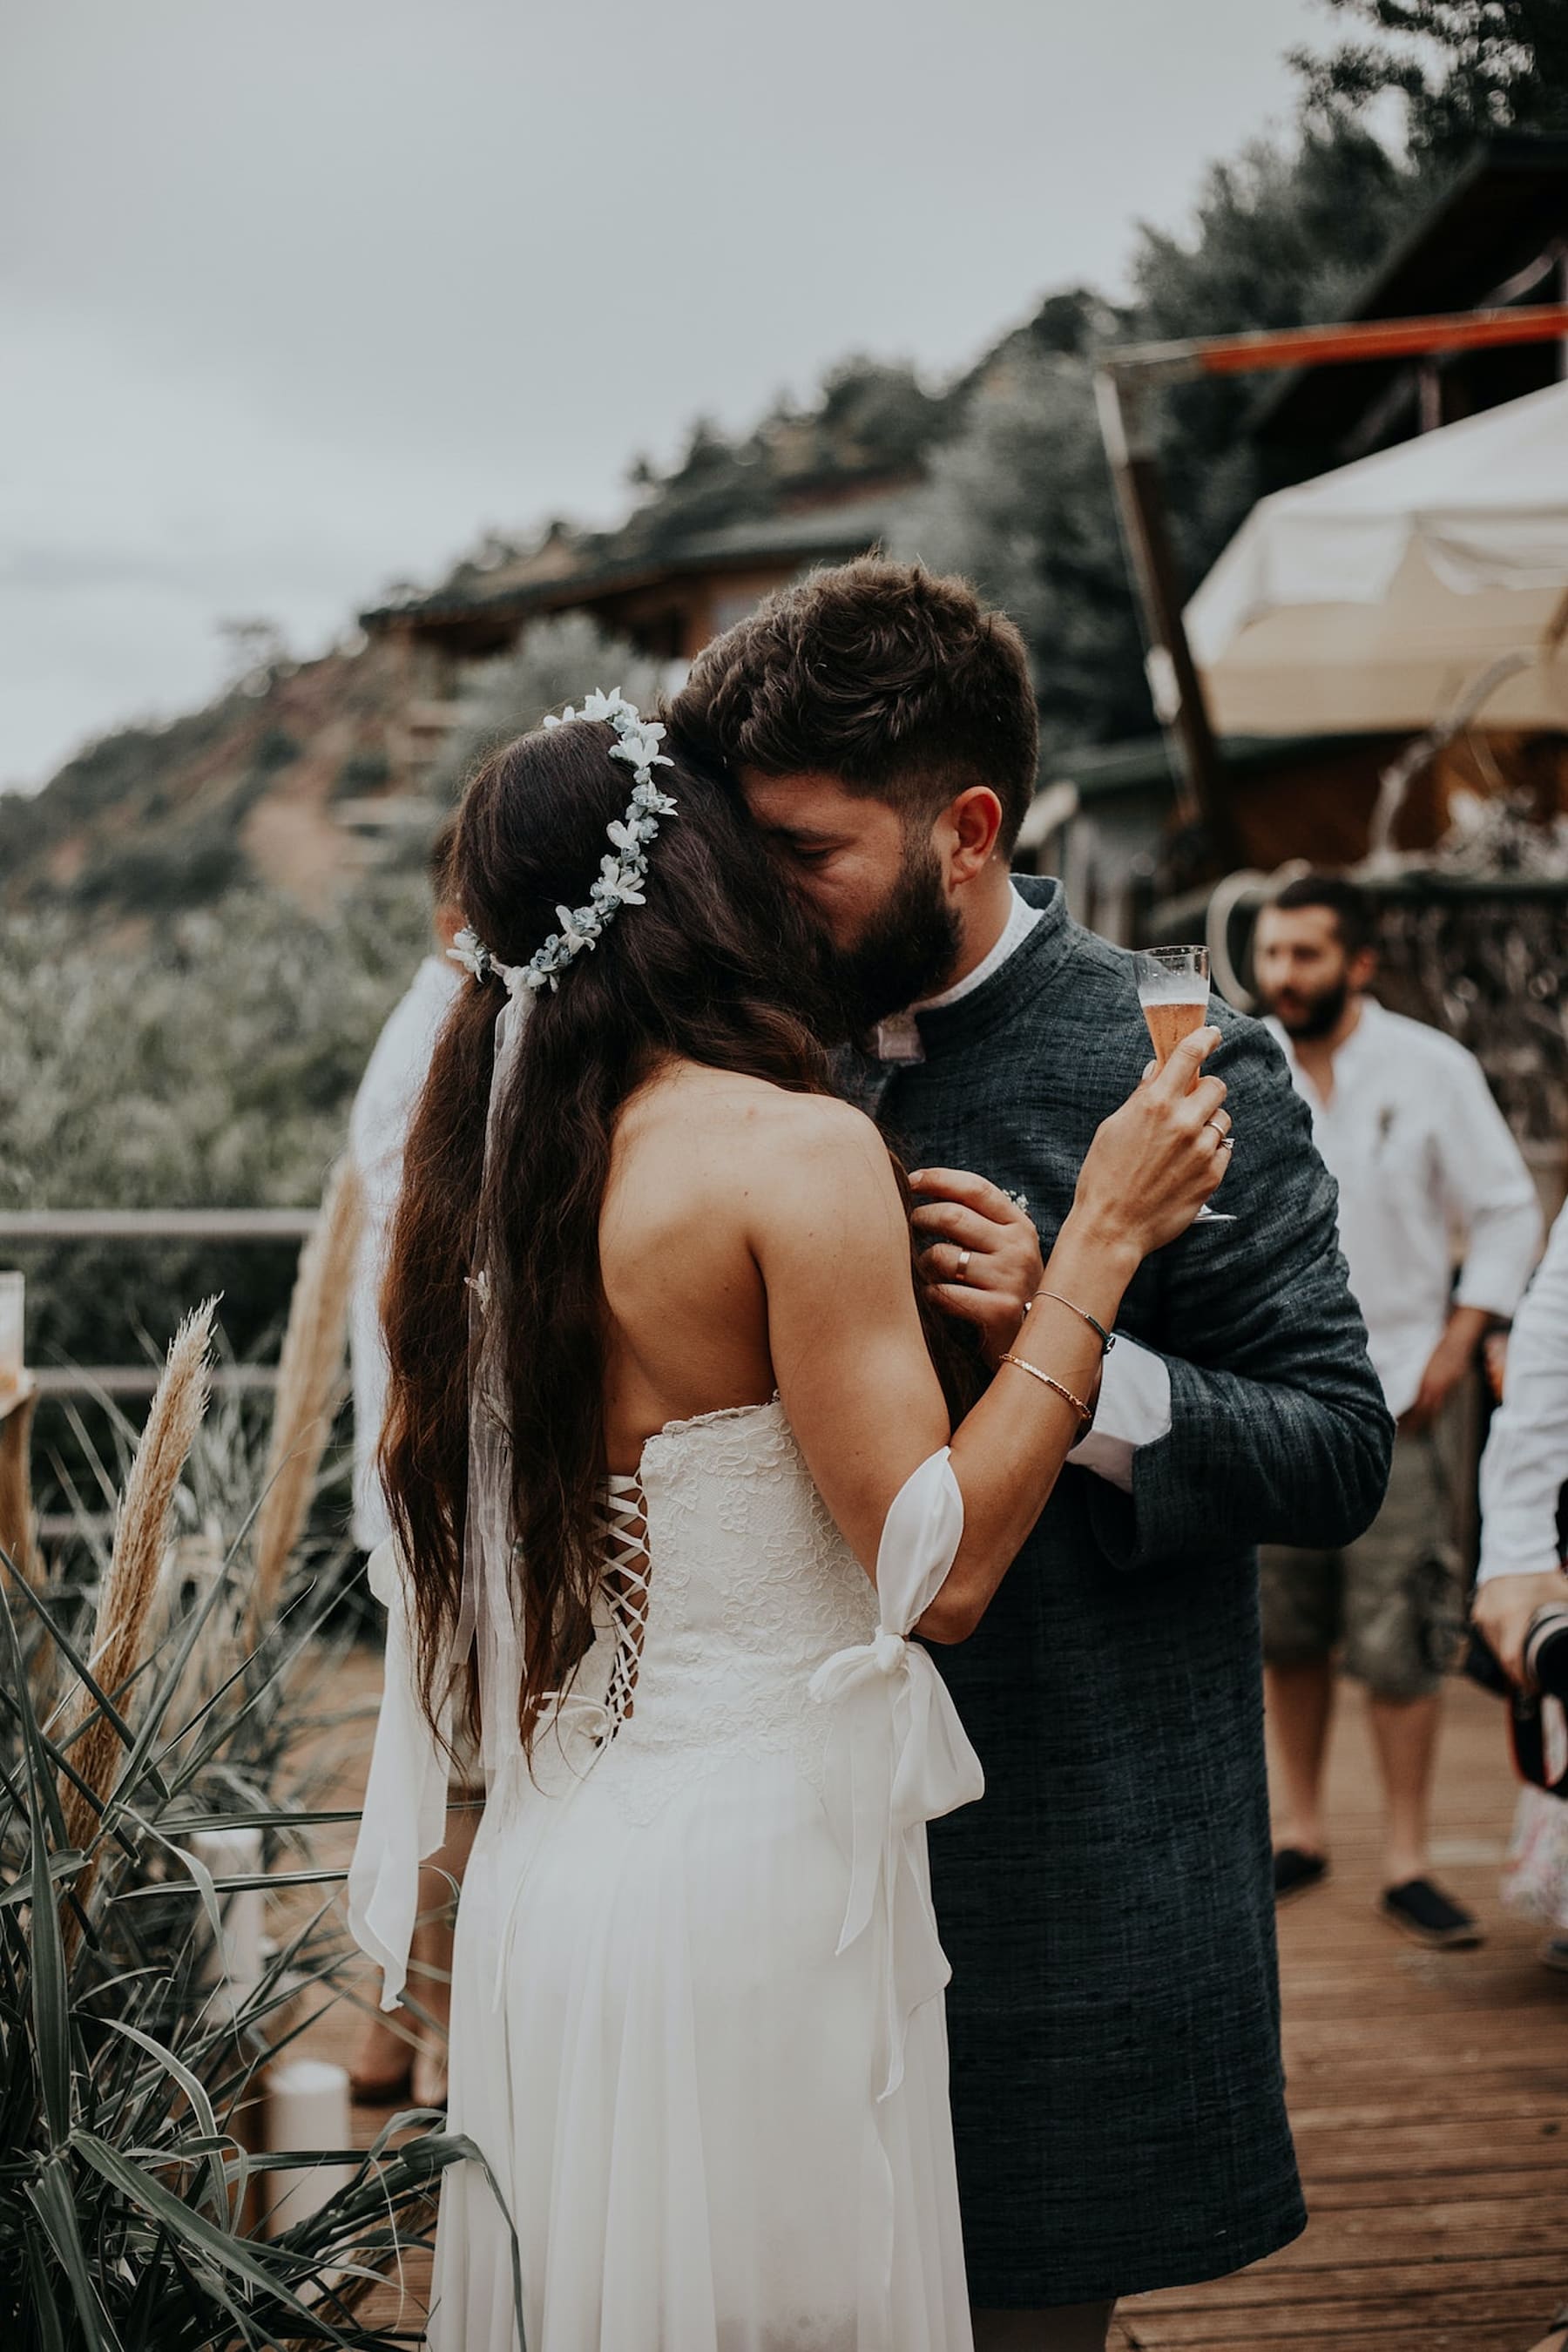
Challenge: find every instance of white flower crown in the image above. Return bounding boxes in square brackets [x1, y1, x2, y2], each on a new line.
[449, 688, 678, 996]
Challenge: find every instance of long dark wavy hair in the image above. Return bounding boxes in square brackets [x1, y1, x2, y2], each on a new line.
[380, 719, 972, 1758]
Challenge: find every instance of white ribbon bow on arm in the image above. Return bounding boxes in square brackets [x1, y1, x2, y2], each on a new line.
[347, 1538, 455, 2011]
[808, 1450, 984, 2102]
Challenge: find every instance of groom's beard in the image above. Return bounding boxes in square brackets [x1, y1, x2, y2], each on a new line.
[819, 842, 963, 1031]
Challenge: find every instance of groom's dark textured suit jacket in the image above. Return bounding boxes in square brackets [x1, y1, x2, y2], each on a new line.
[868, 879, 1392, 2308]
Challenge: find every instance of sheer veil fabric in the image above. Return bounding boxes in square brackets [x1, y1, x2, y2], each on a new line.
[348, 1402, 984, 2350]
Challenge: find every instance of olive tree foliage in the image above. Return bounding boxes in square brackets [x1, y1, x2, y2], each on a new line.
[0, 882, 429, 1371]
[897, 344, 1152, 756]
[427, 611, 668, 802]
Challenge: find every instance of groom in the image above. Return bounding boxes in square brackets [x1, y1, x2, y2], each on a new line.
[669, 559, 1393, 2350]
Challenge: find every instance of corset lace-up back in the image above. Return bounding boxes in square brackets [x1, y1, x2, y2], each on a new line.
[595, 1474, 651, 1735]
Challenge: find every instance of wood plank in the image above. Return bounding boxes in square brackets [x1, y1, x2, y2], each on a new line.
[1126, 1680, 1568, 2348]
[1123, 2284, 1555, 2342]
[300, 1652, 1568, 2346]
[1127, 2251, 1565, 2310]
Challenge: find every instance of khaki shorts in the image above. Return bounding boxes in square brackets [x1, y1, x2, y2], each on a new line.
[1260, 1429, 1467, 1702]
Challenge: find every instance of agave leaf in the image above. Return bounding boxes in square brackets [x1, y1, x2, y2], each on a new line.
[26, 2166, 119, 2349]
[168, 1807, 365, 1833]
[0, 1571, 81, 1852]
[2, 1549, 131, 1721]
[2, 1584, 73, 2145]
[71, 2131, 356, 2341]
[24, 2235, 69, 2352]
[0, 1844, 86, 1908]
[95, 2015, 228, 2213]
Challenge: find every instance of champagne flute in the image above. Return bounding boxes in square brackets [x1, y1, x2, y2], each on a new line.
[1135, 944, 1234, 1227]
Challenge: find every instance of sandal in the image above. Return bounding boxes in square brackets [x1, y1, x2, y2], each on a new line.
[1273, 1847, 1328, 1903]
[1380, 1876, 1484, 1950]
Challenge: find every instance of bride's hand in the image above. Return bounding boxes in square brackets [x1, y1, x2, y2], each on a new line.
[1071, 1026, 1230, 1258]
[909, 1168, 1044, 1364]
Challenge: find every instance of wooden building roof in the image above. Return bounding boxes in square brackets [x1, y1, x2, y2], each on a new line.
[1256, 134, 1568, 460]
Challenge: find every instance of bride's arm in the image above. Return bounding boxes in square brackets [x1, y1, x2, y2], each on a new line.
[757, 1028, 1227, 1642]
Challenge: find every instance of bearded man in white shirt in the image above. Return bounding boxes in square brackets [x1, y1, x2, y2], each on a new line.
[1254, 874, 1543, 1948]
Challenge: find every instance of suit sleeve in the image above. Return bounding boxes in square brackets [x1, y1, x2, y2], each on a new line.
[1082, 1010, 1395, 1573]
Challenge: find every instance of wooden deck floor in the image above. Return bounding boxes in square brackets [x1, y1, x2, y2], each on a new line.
[308, 1669, 1568, 2349]
[1117, 1679, 1568, 2351]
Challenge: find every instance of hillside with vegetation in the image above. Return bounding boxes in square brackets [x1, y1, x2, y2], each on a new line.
[10, 3, 1564, 929]
[3, 0, 1561, 1383]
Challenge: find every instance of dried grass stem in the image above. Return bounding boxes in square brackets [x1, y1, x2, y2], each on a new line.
[251, 1159, 363, 1635]
[61, 1300, 215, 1862]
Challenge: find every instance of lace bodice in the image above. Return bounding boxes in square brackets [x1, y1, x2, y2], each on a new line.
[528, 1399, 882, 1818]
[350, 1395, 983, 2091]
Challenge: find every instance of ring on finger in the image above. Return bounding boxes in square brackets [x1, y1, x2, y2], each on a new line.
[956, 1247, 971, 1283]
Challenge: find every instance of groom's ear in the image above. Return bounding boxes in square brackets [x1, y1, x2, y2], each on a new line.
[940, 786, 1005, 886]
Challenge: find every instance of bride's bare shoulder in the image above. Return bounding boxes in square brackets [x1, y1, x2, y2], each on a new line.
[618, 1064, 890, 1194]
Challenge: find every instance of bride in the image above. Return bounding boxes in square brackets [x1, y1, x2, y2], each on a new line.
[348, 692, 1228, 2351]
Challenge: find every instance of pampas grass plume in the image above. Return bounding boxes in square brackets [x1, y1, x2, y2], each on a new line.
[250, 1157, 363, 1634]
[62, 1299, 215, 1865]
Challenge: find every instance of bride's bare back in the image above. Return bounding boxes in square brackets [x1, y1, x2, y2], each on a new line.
[600, 1036, 1225, 1623]
[598, 1060, 875, 1474]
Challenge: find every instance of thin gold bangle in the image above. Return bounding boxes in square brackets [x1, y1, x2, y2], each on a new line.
[997, 1354, 1094, 1426]
[1027, 1289, 1115, 1354]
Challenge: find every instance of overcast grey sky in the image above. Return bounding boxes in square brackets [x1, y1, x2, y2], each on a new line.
[3, 0, 1337, 792]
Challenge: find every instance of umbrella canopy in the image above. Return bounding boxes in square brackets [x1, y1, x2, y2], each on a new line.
[1186, 381, 1568, 735]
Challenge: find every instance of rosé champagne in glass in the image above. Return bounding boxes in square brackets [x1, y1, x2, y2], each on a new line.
[1135, 945, 1234, 1226]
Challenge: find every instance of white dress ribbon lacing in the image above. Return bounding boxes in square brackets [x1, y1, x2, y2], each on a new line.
[808, 1448, 984, 2102]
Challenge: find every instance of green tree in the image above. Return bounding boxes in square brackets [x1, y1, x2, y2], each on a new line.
[426, 612, 667, 802]
[1129, 125, 1418, 577]
[904, 121, 1421, 754]
[1294, 1, 1568, 160]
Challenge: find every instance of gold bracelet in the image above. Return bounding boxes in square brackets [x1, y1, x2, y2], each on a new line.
[998, 1353, 1094, 1426]
[1027, 1289, 1115, 1354]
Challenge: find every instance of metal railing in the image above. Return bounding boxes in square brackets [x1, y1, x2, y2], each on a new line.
[0, 1209, 317, 1401]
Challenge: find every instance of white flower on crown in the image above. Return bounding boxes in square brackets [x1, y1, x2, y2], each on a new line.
[451, 690, 680, 995]
[449, 925, 490, 981]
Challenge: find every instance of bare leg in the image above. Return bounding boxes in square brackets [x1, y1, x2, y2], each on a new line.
[405, 1798, 481, 2109]
[349, 1997, 416, 2101]
[1366, 1690, 1442, 1888]
[1264, 1657, 1335, 1858]
[971, 2304, 1115, 2350]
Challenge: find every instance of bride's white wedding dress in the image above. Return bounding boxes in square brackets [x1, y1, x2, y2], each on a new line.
[349, 1398, 984, 2351]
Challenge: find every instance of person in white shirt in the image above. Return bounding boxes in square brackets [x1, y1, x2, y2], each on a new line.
[1254, 875, 1542, 1949]
[348, 826, 463, 1552]
[348, 816, 473, 2105]
[1471, 1196, 1568, 2352]
[1473, 1195, 1568, 1652]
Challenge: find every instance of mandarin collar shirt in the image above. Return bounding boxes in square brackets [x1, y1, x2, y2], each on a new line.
[1266, 997, 1541, 1420]
[1477, 1197, 1568, 1584]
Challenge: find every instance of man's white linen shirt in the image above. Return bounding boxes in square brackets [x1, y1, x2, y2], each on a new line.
[1265, 998, 1541, 1420]
[889, 883, 1173, 1492]
[348, 953, 461, 1551]
[1477, 1197, 1568, 1585]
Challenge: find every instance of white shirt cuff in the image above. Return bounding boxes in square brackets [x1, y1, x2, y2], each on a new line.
[1067, 1335, 1173, 1493]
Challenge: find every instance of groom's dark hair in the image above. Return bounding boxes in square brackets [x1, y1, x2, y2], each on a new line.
[668, 558, 1039, 851]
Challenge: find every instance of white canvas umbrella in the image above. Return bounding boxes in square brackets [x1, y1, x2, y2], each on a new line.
[1186, 381, 1568, 736]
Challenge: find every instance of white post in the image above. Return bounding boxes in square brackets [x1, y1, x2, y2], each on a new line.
[191, 1826, 265, 2020]
[262, 2058, 357, 2236]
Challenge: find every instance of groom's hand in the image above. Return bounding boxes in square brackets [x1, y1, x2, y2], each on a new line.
[908, 1168, 1044, 1368]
